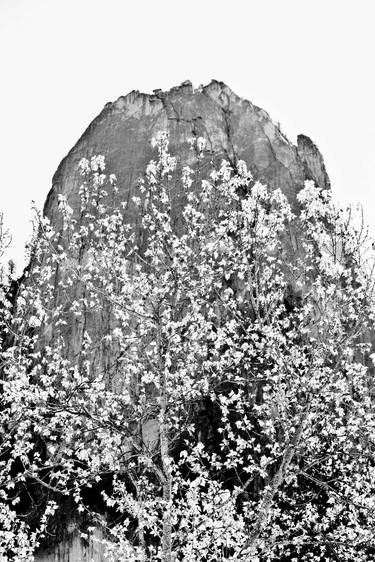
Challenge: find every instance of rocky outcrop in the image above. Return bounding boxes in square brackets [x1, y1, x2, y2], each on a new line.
[34, 81, 330, 561]
[44, 80, 330, 228]
[297, 134, 330, 190]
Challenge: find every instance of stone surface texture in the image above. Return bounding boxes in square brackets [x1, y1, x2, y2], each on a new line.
[44, 80, 330, 225]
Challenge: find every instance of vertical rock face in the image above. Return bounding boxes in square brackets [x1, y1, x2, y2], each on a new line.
[44, 80, 330, 227]
[35, 81, 330, 561]
[36, 528, 105, 562]
[297, 134, 330, 190]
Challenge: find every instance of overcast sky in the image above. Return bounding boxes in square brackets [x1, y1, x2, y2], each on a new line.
[1, 0, 374, 271]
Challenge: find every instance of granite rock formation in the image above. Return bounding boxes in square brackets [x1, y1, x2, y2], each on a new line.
[44, 80, 330, 225]
[34, 80, 330, 561]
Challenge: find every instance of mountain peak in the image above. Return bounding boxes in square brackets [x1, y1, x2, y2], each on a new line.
[45, 81, 330, 224]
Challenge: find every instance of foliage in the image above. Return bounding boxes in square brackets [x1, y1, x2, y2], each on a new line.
[0, 212, 12, 285]
[1, 133, 375, 561]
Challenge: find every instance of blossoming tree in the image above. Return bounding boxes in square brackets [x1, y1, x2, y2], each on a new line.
[1, 134, 375, 561]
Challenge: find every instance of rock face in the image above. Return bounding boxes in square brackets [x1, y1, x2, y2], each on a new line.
[297, 134, 330, 191]
[44, 80, 330, 226]
[36, 528, 105, 562]
[35, 81, 330, 561]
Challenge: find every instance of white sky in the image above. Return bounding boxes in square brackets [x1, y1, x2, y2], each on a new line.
[1, 0, 374, 271]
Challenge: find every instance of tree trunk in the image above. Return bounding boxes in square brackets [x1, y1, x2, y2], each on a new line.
[245, 403, 311, 554]
[160, 386, 172, 561]
[158, 318, 172, 562]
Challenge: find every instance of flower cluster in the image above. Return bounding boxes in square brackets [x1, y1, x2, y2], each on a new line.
[0, 134, 375, 561]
